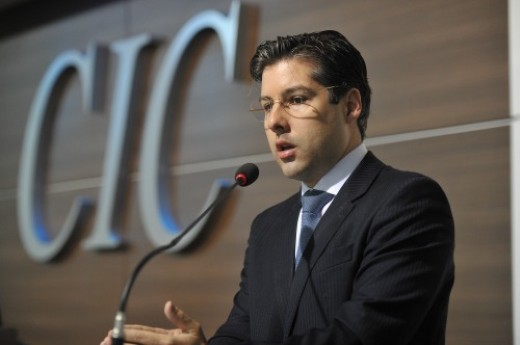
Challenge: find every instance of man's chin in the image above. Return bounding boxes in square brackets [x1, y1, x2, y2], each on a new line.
[278, 161, 304, 181]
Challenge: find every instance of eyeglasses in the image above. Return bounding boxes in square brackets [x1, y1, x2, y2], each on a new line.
[249, 85, 343, 122]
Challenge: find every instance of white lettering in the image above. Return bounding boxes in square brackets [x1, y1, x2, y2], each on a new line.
[138, 1, 245, 250]
[18, 45, 108, 262]
[83, 34, 155, 250]
[17, 1, 255, 262]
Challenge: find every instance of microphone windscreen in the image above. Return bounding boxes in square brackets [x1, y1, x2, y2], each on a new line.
[235, 163, 259, 186]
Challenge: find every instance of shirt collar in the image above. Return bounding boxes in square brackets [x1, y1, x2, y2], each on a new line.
[301, 143, 368, 197]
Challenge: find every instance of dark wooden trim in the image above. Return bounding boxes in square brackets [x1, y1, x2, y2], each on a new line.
[0, 0, 122, 40]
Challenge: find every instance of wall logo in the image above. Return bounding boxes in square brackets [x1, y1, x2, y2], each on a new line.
[17, 1, 257, 262]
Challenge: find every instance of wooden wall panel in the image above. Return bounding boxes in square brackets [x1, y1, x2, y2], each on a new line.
[0, 1, 511, 344]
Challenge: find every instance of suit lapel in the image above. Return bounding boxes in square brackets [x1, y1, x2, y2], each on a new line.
[310, 152, 385, 268]
[282, 152, 385, 339]
[271, 194, 300, 325]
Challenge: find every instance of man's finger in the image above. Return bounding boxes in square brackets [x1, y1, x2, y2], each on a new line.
[164, 301, 199, 331]
[123, 324, 177, 344]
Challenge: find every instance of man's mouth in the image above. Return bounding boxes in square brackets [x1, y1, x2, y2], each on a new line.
[276, 140, 296, 160]
[278, 143, 294, 152]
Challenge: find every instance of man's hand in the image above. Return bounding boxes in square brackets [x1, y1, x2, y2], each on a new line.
[100, 301, 207, 345]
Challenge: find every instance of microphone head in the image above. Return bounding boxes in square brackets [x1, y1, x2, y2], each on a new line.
[235, 163, 259, 187]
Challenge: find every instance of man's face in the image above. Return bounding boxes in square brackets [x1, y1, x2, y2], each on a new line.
[260, 58, 362, 187]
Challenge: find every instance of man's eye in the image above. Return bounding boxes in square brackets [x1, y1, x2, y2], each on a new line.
[288, 96, 306, 105]
[262, 103, 273, 112]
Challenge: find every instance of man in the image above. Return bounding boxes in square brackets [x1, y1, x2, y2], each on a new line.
[101, 30, 454, 345]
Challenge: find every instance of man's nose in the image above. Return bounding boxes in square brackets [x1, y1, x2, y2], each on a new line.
[265, 101, 289, 133]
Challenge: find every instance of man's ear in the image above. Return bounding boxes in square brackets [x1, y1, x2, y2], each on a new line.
[344, 88, 362, 123]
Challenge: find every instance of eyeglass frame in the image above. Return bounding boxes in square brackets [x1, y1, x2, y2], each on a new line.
[248, 85, 347, 122]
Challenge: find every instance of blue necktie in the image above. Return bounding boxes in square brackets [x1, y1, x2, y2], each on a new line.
[295, 189, 334, 268]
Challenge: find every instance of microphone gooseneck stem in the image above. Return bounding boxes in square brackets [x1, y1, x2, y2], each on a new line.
[117, 180, 239, 313]
[111, 162, 259, 344]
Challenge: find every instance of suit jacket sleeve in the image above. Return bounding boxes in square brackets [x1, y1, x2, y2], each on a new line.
[209, 166, 454, 345]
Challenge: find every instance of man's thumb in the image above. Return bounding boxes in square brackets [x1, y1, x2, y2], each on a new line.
[164, 301, 195, 331]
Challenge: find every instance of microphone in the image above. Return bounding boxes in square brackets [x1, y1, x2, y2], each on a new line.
[111, 163, 259, 345]
[234, 162, 259, 187]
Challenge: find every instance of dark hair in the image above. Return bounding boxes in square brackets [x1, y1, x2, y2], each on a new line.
[250, 30, 371, 139]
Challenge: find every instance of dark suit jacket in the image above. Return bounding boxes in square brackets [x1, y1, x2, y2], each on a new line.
[209, 152, 455, 345]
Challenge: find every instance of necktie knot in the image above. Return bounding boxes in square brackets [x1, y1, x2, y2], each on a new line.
[301, 189, 334, 216]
